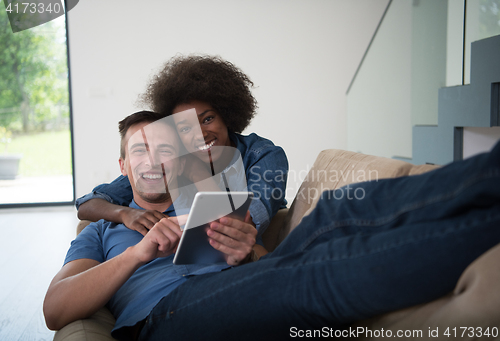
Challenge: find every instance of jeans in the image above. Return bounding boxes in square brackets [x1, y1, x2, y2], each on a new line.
[138, 141, 500, 341]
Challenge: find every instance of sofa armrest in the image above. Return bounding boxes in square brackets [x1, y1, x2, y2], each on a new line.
[53, 307, 116, 341]
[77, 220, 93, 235]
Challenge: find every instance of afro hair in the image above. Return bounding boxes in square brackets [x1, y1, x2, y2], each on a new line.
[141, 55, 257, 133]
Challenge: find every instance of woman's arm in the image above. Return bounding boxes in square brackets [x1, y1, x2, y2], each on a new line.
[78, 199, 165, 236]
[76, 175, 165, 235]
[245, 144, 289, 233]
[75, 175, 134, 211]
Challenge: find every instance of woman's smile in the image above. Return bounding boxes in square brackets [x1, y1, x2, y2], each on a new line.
[173, 101, 233, 162]
[196, 138, 217, 151]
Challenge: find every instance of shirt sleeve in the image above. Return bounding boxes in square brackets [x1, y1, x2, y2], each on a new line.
[64, 221, 105, 265]
[75, 175, 133, 210]
[246, 143, 288, 238]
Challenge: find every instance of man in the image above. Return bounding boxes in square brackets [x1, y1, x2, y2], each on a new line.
[43, 111, 257, 339]
[45, 111, 500, 340]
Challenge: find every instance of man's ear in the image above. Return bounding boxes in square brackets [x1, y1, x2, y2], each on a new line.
[119, 158, 127, 176]
[177, 156, 186, 176]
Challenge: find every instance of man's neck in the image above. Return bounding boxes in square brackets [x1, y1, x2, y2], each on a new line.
[132, 185, 181, 212]
[133, 197, 173, 212]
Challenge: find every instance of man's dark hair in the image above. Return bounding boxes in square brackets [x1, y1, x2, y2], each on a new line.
[118, 110, 166, 159]
[141, 55, 257, 133]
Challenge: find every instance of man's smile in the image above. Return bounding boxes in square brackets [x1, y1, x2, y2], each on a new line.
[140, 171, 164, 182]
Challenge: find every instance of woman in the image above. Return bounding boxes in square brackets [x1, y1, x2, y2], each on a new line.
[76, 55, 288, 258]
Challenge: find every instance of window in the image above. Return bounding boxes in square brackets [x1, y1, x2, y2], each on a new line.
[0, 8, 73, 206]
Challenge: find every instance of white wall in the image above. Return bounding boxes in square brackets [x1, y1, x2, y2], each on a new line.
[347, 0, 412, 159]
[67, 0, 388, 203]
[461, 0, 500, 155]
[463, 127, 500, 159]
[410, 0, 448, 127]
[446, 0, 465, 87]
[346, 0, 497, 162]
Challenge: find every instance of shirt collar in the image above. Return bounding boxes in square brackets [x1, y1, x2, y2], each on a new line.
[229, 131, 244, 154]
[129, 199, 176, 215]
[128, 189, 194, 216]
[224, 132, 244, 174]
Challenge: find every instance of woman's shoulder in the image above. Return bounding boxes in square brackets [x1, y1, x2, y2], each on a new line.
[231, 132, 288, 169]
[232, 132, 281, 154]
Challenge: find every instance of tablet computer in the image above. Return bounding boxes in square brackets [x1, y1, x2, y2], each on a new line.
[173, 191, 253, 265]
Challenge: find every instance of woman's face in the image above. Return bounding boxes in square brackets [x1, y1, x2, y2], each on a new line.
[172, 101, 232, 165]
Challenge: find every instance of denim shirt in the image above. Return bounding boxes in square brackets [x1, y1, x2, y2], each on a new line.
[76, 132, 288, 241]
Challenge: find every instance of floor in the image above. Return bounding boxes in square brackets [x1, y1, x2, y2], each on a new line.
[0, 176, 73, 204]
[0, 206, 78, 341]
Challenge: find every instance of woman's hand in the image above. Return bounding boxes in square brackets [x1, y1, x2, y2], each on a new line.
[207, 211, 258, 266]
[120, 207, 166, 236]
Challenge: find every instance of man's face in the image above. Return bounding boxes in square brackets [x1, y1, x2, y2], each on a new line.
[119, 120, 184, 204]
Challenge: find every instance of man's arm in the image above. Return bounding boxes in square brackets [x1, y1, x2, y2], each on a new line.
[43, 217, 183, 330]
[43, 251, 141, 330]
[78, 199, 165, 236]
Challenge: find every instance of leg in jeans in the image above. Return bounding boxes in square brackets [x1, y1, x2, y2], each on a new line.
[138, 142, 500, 341]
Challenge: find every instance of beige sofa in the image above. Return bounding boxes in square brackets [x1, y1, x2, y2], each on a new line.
[55, 149, 500, 340]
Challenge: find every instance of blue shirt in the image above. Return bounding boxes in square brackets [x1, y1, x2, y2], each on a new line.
[75, 132, 288, 242]
[64, 200, 229, 337]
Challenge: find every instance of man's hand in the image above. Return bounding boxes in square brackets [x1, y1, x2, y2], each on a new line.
[129, 217, 183, 264]
[207, 211, 257, 266]
[121, 207, 166, 236]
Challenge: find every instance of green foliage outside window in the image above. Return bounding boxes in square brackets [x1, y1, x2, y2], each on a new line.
[0, 9, 69, 133]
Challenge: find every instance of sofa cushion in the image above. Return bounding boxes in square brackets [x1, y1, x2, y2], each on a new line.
[277, 149, 439, 245]
[352, 242, 500, 340]
[76, 220, 90, 235]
